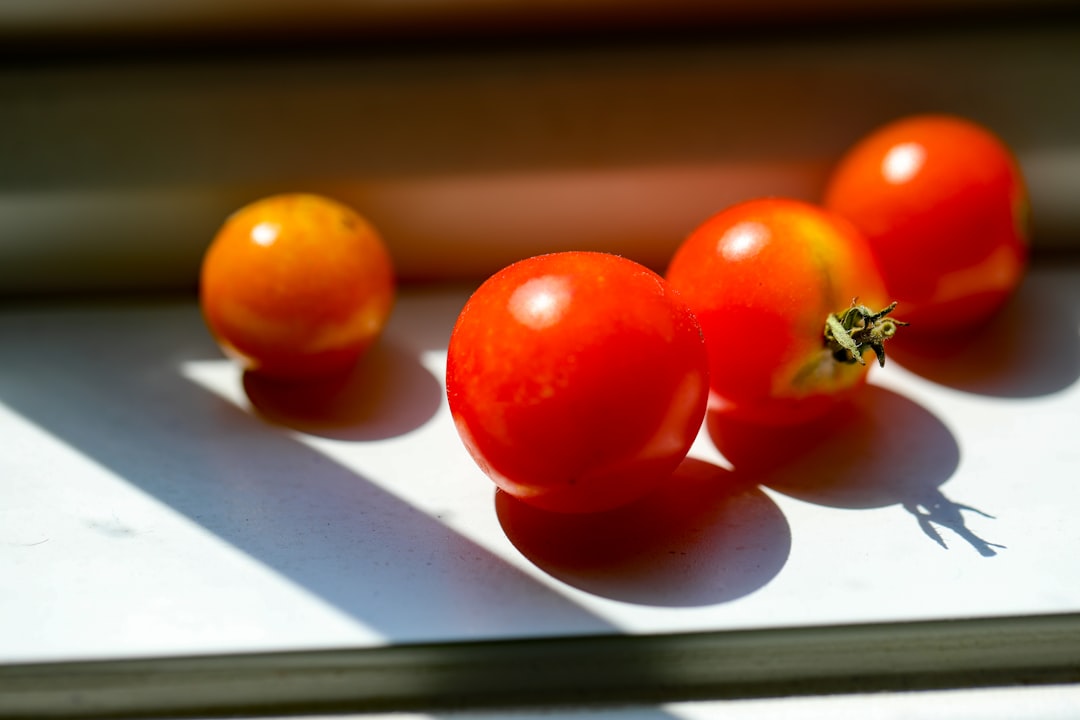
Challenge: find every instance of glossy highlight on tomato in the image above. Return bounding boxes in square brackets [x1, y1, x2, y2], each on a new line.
[446, 251, 709, 514]
[666, 198, 896, 428]
[200, 193, 395, 380]
[824, 114, 1029, 333]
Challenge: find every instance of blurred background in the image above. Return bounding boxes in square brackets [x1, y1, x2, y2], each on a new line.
[2, 0, 1079, 295]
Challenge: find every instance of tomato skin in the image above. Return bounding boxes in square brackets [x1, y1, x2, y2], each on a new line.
[200, 193, 395, 380]
[665, 198, 889, 427]
[824, 114, 1029, 333]
[446, 251, 709, 514]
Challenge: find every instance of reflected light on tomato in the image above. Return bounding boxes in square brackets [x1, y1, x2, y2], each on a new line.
[637, 371, 707, 460]
[719, 221, 769, 262]
[881, 142, 926, 185]
[509, 275, 572, 330]
[250, 221, 280, 247]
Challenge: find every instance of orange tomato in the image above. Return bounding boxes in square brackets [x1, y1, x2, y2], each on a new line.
[200, 193, 395, 380]
[824, 115, 1029, 333]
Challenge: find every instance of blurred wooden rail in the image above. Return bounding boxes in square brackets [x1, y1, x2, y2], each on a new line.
[2, 15, 1079, 294]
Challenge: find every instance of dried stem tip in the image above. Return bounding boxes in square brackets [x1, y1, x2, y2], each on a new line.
[825, 300, 908, 368]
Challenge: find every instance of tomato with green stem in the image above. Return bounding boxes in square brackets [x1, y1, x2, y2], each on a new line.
[446, 251, 709, 514]
[824, 114, 1029, 334]
[665, 198, 903, 428]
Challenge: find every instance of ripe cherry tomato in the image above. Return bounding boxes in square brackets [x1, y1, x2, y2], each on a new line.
[666, 198, 900, 428]
[824, 114, 1029, 333]
[446, 251, 709, 514]
[200, 193, 395, 380]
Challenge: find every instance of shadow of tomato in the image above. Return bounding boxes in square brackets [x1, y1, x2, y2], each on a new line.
[496, 457, 790, 607]
[886, 275, 1080, 398]
[707, 385, 1003, 556]
[242, 339, 442, 441]
[707, 385, 960, 509]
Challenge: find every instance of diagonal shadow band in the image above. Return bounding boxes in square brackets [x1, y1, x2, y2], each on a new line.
[0, 299, 617, 645]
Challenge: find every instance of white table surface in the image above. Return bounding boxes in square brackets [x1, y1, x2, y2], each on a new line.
[2, 260, 1079, 668]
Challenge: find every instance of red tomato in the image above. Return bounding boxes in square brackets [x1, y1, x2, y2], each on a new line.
[824, 114, 1029, 333]
[666, 198, 900, 427]
[200, 193, 395, 380]
[446, 251, 709, 514]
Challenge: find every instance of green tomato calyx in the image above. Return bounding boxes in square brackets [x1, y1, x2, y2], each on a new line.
[825, 300, 907, 368]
